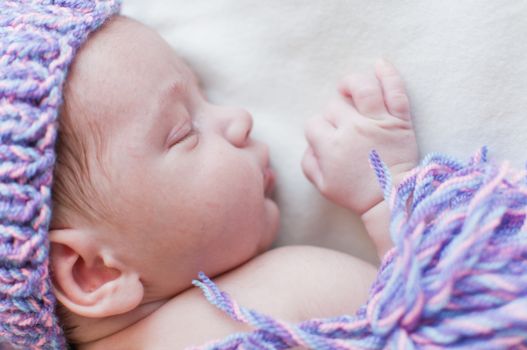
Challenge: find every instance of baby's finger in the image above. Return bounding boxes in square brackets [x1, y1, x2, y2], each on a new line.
[339, 73, 387, 117]
[375, 59, 411, 121]
[301, 146, 323, 188]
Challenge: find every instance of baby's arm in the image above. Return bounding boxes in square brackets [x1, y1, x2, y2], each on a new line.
[302, 60, 418, 258]
[97, 246, 376, 349]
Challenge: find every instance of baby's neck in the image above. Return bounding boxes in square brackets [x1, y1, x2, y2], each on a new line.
[68, 299, 166, 345]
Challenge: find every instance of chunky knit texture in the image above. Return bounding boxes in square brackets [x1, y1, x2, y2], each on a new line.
[0, 1, 120, 348]
[192, 148, 527, 349]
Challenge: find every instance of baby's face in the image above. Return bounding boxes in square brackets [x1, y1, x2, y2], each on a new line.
[65, 17, 279, 297]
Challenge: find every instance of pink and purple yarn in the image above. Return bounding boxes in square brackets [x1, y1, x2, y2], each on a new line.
[0, 1, 120, 349]
[192, 148, 527, 349]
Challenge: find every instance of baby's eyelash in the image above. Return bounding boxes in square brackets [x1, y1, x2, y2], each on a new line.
[166, 120, 198, 149]
[178, 127, 196, 143]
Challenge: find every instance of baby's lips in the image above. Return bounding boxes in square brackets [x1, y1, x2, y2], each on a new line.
[263, 167, 276, 197]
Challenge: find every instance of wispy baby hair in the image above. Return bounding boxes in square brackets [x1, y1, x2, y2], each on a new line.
[192, 148, 527, 349]
[0, 1, 120, 349]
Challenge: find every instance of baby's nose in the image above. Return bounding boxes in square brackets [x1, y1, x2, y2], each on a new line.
[225, 108, 253, 147]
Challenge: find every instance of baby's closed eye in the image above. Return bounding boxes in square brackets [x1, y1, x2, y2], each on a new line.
[165, 118, 199, 150]
[166, 121, 192, 146]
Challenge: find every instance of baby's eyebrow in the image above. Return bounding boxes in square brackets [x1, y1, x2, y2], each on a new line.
[159, 80, 188, 106]
[154, 80, 188, 120]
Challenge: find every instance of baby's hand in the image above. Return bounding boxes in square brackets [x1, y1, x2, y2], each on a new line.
[302, 60, 418, 216]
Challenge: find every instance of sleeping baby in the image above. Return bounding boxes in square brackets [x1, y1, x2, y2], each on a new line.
[4, 1, 527, 348]
[45, 15, 418, 349]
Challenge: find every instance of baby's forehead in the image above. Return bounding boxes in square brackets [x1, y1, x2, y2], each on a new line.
[64, 15, 192, 135]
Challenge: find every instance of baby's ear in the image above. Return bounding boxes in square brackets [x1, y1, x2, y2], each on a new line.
[49, 228, 144, 318]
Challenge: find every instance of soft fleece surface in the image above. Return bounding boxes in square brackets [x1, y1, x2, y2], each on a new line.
[122, 1, 527, 263]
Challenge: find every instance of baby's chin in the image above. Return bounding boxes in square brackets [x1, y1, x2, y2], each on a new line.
[257, 198, 280, 252]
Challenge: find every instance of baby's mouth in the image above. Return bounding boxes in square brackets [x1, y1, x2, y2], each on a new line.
[263, 167, 276, 197]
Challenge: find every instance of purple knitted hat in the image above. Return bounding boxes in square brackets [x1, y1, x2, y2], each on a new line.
[0, 1, 120, 349]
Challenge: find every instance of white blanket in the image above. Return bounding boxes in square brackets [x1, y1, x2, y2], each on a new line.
[122, 0, 527, 263]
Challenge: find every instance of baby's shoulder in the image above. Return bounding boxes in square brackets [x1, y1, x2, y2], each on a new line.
[249, 246, 377, 321]
[92, 246, 377, 349]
